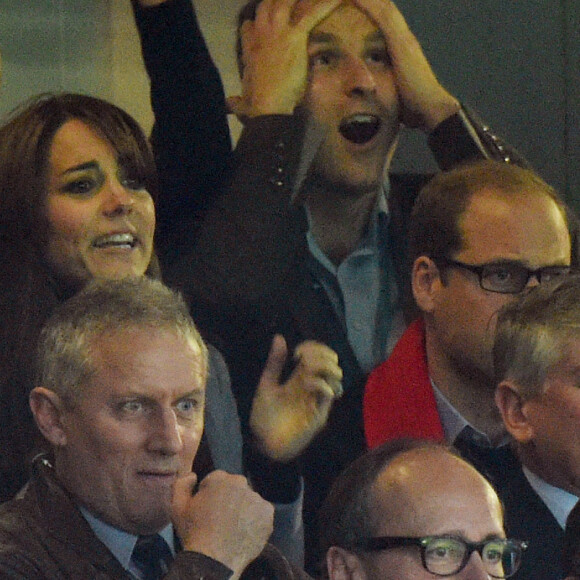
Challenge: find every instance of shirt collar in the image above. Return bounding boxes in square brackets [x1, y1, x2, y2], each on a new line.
[79, 506, 175, 571]
[522, 467, 579, 529]
[305, 185, 390, 274]
[430, 381, 511, 448]
[431, 381, 487, 445]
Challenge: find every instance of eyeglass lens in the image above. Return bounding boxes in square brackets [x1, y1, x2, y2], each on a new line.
[481, 264, 570, 293]
[423, 537, 521, 577]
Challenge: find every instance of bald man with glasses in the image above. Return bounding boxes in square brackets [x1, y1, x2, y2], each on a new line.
[362, 159, 577, 579]
[319, 439, 528, 580]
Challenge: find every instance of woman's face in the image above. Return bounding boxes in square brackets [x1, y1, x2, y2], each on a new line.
[45, 119, 155, 289]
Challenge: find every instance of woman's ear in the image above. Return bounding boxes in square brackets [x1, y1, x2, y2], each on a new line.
[29, 387, 68, 447]
[326, 546, 367, 580]
[412, 256, 442, 314]
[495, 381, 534, 443]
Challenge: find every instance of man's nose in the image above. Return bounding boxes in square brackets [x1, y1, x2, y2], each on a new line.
[102, 180, 135, 217]
[524, 272, 541, 290]
[462, 551, 492, 580]
[148, 408, 183, 455]
[343, 57, 377, 96]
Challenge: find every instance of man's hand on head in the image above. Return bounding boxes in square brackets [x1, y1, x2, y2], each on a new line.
[227, 0, 342, 122]
[353, 0, 460, 132]
[172, 471, 274, 579]
[249, 335, 343, 463]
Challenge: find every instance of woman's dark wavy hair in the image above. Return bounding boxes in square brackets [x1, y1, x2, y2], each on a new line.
[0, 92, 159, 277]
[0, 94, 161, 498]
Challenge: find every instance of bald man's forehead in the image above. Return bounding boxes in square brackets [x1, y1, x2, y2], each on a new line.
[369, 448, 504, 539]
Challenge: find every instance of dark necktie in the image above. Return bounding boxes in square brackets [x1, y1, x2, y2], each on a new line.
[131, 534, 174, 580]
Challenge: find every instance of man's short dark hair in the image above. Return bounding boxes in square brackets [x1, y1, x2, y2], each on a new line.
[408, 159, 569, 269]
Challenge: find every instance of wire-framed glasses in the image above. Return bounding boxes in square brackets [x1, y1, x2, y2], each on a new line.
[434, 257, 572, 294]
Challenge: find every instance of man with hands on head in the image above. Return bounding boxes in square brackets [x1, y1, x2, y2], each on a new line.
[133, 0, 524, 571]
[0, 278, 311, 580]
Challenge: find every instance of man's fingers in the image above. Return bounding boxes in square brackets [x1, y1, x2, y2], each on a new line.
[172, 473, 198, 513]
[305, 376, 341, 403]
[294, 340, 339, 365]
[292, 0, 342, 31]
[294, 342, 342, 384]
[350, 0, 417, 59]
[259, 334, 289, 386]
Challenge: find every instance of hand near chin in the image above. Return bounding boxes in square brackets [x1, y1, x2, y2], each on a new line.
[172, 471, 274, 579]
[227, 0, 342, 121]
[353, 0, 460, 132]
[250, 335, 343, 462]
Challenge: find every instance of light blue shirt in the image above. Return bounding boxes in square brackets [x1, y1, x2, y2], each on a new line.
[80, 507, 175, 579]
[432, 381, 512, 448]
[523, 467, 579, 529]
[432, 381, 493, 446]
[306, 185, 405, 375]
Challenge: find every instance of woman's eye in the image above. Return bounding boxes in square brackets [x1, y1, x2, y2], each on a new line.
[62, 178, 95, 195]
[120, 176, 146, 191]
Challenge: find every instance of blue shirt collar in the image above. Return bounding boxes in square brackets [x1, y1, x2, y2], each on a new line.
[431, 381, 491, 445]
[305, 185, 390, 273]
[79, 506, 175, 573]
[431, 381, 511, 448]
[523, 467, 579, 529]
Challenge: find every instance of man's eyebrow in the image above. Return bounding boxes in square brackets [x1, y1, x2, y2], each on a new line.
[366, 30, 385, 44]
[480, 258, 530, 267]
[308, 29, 386, 47]
[437, 531, 505, 542]
[176, 387, 206, 399]
[308, 31, 337, 45]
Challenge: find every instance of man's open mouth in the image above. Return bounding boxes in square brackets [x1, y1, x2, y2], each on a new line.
[339, 114, 381, 144]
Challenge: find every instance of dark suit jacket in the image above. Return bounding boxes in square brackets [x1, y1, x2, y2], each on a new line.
[495, 457, 564, 580]
[455, 441, 563, 580]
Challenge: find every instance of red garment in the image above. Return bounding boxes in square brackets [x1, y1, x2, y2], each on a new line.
[363, 318, 445, 448]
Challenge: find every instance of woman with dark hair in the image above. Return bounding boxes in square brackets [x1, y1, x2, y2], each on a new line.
[0, 93, 160, 500]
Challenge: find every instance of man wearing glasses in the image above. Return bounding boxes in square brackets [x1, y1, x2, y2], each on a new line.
[319, 439, 527, 579]
[365, 159, 574, 450]
[363, 159, 575, 578]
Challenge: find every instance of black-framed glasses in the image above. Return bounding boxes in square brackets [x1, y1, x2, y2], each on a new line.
[434, 257, 573, 294]
[356, 535, 528, 578]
